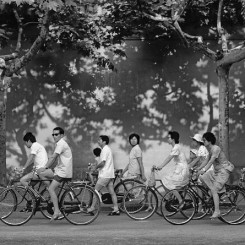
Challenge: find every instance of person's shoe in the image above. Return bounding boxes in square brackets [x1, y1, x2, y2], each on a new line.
[86, 207, 95, 215]
[145, 206, 153, 212]
[210, 211, 221, 219]
[50, 212, 62, 222]
[108, 210, 120, 216]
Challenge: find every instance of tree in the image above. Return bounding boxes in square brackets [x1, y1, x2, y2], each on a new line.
[0, 0, 129, 184]
[104, 0, 245, 158]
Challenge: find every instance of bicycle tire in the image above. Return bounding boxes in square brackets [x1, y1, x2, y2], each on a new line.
[152, 185, 166, 216]
[0, 186, 36, 226]
[60, 184, 100, 225]
[123, 184, 157, 220]
[160, 189, 196, 225]
[189, 184, 210, 220]
[0, 188, 17, 220]
[114, 179, 142, 212]
[219, 188, 245, 225]
[39, 188, 54, 219]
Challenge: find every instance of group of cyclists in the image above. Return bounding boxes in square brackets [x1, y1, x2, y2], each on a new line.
[18, 127, 235, 222]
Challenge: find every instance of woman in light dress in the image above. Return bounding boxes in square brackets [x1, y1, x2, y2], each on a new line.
[197, 132, 234, 219]
[156, 131, 189, 190]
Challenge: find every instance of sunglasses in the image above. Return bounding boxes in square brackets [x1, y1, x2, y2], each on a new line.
[52, 133, 60, 137]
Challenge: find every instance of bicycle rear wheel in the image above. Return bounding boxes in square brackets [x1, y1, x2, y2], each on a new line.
[190, 185, 210, 220]
[152, 185, 166, 216]
[0, 188, 17, 220]
[61, 184, 100, 225]
[0, 186, 36, 226]
[160, 189, 196, 225]
[114, 179, 142, 212]
[219, 188, 245, 225]
[123, 184, 157, 220]
[39, 188, 53, 219]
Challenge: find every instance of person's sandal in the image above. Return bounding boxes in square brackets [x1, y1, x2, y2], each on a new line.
[210, 211, 221, 219]
[50, 212, 62, 222]
[145, 206, 153, 212]
[108, 210, 120, 216]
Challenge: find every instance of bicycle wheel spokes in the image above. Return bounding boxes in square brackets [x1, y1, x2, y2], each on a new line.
[161, 189, 196, 225]
[1, 186, 35, 226]
[114, 179, 142, 212]
[154, 185, 166, 216]
[219, 189, 245, 225]
[190, 185, 210, 220]
[61, 185, 100, 225]
[39, 188, 54, 219]
[0, 189, 16, 221]
[123, 184, 157, 220]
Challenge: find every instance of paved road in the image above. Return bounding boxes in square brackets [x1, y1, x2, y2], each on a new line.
[1, 211, 245, 245]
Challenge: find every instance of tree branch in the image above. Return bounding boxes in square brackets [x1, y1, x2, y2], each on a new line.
[13, 7, 23, 54]
[5, 11, 50, 77]
[217, 0, 228, 52]
[217, 46, 245, 66]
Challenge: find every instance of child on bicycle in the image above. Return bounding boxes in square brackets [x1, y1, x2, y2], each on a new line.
[87, 148, 101, 186]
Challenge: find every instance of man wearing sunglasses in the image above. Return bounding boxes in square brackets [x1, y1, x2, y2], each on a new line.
[38, 127, 73, 221]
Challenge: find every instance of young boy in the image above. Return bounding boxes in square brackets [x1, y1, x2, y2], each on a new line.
[87, 148, 101, 185]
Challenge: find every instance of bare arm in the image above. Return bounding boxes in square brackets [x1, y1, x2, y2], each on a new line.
[188, 156, 201, 169]
[136, 157, 147, 181]
[157, 155, 174, 170]
[96, 160, 106, 170]
[23, 154, 35, 170]
[121, 164, 129, 176]
[45, 153, 59, 169]
[197, 155, 215, 174]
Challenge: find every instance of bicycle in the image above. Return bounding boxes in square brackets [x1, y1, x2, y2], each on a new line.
[122, 166, 166, 221]
[160, 168, 245, 225]
[95, 169, 143, 212]
[0, 169, 101, 226]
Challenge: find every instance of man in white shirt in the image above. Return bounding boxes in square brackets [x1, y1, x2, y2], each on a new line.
[20, 132, 48, 187]
[87, 135, 119, 215]
[38, 127, 73, 221]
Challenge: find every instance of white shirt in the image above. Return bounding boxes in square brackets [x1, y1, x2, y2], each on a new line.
[31, 142, 48, 169]
[98, 145, 115, 178]
[128, 144, 142, 175]
[54, 138, 73, 178]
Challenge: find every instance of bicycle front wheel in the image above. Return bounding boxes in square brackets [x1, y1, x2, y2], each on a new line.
[123, 184, 157, 220]
[160, 189, 196, 225]
[61, 184, 100, 225]
[0, 186, 36, 226]
[219, 188, 245, 225]
[0, 188, 17, 221]
[114, 179, 142, 212]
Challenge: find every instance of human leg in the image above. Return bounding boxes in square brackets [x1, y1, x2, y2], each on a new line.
[48, 179, 61, 220]
[86, 180, 104, 213]
[38, 169, 54, 187]
[88, 172, 94, 185]
[20, 172, 37, 187]
[107, 179, 119, 214]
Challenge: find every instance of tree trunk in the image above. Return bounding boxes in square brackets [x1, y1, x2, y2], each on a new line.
[0, 87, 6, 185]
[217, 65, 230, 159]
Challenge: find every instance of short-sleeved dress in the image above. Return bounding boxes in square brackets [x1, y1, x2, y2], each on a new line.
[161, 144, 189, 190]
[200, 145, 234, 193]
[127, 144, 142, 179]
